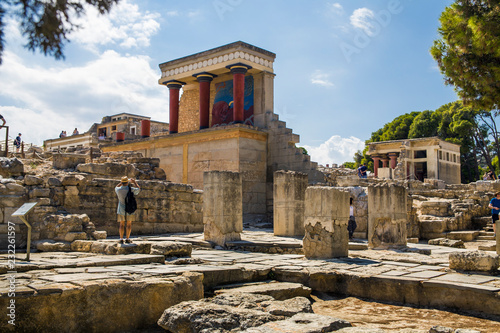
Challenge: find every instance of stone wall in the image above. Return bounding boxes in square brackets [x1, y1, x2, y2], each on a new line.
[0, 157, 203, 248]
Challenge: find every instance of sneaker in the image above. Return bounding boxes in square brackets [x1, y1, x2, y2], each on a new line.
[125, 239, 132, 244]
[119, 239, 124, 244]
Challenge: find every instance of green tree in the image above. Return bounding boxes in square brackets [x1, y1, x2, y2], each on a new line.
[430, 0, 500, 110]
[0, 0, 120, 64]
[408, 110, 440, 138]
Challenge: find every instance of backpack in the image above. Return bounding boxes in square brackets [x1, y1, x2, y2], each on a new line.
[125, 186, 137, 214]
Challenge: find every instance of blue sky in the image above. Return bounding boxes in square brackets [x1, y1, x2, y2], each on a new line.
[0, 0, 457, 165]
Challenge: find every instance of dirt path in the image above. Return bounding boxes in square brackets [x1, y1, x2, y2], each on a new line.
[311, 293, 500, 332]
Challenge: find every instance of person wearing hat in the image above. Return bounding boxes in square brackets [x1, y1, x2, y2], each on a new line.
[115, 176, 140, 244]
[14, 133, 21, 153]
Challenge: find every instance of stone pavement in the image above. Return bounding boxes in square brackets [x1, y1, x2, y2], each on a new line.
[1, 230, 500, 331]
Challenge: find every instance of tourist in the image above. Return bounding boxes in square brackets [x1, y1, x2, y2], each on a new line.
[488, 191, 500, 236]
[348, 198, 357, 239]
[115, 176, 140, 244]
[73, 128, 79, 135]
[59, 130, 65, 138]
[14, 133, 21, 153]
[0, 114, 5, 128]
[357, 163, 367, 178]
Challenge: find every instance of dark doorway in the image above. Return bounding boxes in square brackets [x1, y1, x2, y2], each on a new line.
[414, 162, 427, 181]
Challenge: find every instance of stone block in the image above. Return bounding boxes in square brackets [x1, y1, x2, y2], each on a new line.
[24, 175, 43, 186]
[273, 170, 307, 237]
[91, 231, 107, 240]
[428, 238, 465, 248]
[35, 240, 71, 252]
[449, 250, 499, 272]
[150, 241, 192, 257]
[303, 187, 349, 258]
[0, 157, 24, 177]
[203, 171, 243, 246]
[368, 184, 407, 249]
[71, 240, 93, 252]
[47, 177, 62, 187]
[61, 174, 87, 186]
[30, 187, 51, 198]
[53, 153, 87, 170]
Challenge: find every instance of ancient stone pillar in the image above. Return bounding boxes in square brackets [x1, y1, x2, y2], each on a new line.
[203, 171, 243, 246]
[372, 155, 381, 178]
[368, 184, 407, 249]
[166, 81, 184, 134]
[303, 187, 350, 258]
[381, 155, 389, 168]
[388, 152, 398, 169]
[194, 73, 217, 130]
[273, 170, 308, 237]
[227, 63, 252, 123]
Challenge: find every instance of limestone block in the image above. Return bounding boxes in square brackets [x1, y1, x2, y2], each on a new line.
[61, 174, 87, 186]
[157, 300, 281, 333]
[215, 282, 311, 301]
[35, 240, 71, 252]
[5, 182, 25, 193]
[0, 157, 24, 177]
[70, 240, 93, 252]
[242, 313, 352, 333]
[449, 250, 499, 272]
[76, 162, 138, 178]
[64, 185, 80, 207]
[273, 170, 307, 237]
[428, 238, 465, 248]
[47, 177, 62, 187]
[203, 171, 243, 246]
[420, 220, 447, 234]
[150, 241, 192, 257]
[368, 184, 407, 249]
[24, 175, 43, 186]
[303, 187, 349, 259]
[91, 231, 107, 240]
[29, 187, 51, 198]
[53, 153, 87, 170]
[56, 231, 87, 242]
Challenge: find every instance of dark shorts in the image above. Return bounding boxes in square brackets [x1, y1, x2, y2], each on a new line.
[493, 214, 499, 222]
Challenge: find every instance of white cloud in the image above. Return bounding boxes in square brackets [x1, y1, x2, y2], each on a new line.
[350, 8, 376, 36]
[328, 3, 344, 16]
[0, 50, 168, 146]
[69, 0, 161, 53]
[310, 71, 334, 87]
[303, 135, 365, 166]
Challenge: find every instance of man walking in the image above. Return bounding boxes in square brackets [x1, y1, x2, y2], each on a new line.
[357, 163, 367, 178]
[14, 133, 21, 153]
[115, 176, 140, 244]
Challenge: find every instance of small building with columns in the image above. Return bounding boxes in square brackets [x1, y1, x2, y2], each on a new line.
[367, 137, 461, 184]
[100, 41, 324, 222]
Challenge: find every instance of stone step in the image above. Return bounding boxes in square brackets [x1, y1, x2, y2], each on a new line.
[479, 231, 494, 236]
[477, 235, 496, 241]
[446, 231, 479, 242]
[478, 244, 496, 251]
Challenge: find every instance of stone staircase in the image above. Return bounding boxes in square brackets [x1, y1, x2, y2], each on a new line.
[265, 111, 324, 183]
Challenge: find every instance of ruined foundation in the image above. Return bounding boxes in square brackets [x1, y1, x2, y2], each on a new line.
[203, 171, 243, 246]
[273, 170, 308, 237]
[368, 184, 408, 249]
[303, 187, 349, 258]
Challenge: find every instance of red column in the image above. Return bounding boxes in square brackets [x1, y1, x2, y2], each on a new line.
[166, 81, 184, 134]
[141, 120, 150, 138]
[194, 73, 216, 130]
[388, 153, 398, 169]
[227, 64, 252, 124]
[372, 156, 380, 178]
[382, 156, 389, 168]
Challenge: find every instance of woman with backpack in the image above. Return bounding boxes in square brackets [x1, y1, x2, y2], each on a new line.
[115, 176, 140, 244]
